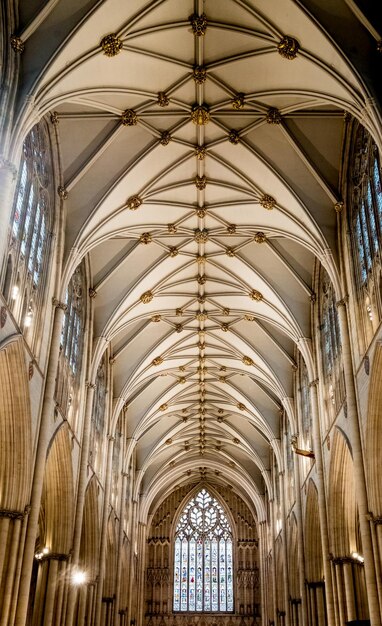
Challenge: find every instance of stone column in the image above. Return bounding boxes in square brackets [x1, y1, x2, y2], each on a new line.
[334, 562, 346, 626]
[15, 298, 67, 626]
[336, 298, 381, 626]
[94, 435, 115, 626]
[269, 498, 278, 623]
[42, 557, 59, 626]
[279, 471, 291, 626]
[343, 560, 356, 622]
[113, 472, 128, 625]
[292, 450, 308, 626]
[127, 499, 138, 626]
[65, 380, 96, 626]
[0, 514, 22, 626]
[309, 380, 335, 626]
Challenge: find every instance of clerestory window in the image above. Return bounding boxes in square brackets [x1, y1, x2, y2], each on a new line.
[173, 488, 233, 613]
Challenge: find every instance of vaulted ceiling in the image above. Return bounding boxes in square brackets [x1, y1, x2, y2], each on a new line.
[14, 0, 380, 521]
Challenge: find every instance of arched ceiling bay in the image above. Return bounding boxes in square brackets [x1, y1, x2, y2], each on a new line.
[16, 0, 376, 519]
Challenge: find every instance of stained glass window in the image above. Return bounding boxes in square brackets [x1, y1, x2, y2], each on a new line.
[2, 119, 54, 343]
[319, 268, 345, 425]
[173, 488, 233, 613]
[55, 262, 87, 422]
[347, 121, 382, 348]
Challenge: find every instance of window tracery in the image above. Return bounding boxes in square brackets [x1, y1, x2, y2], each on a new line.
[55, 262, 87, 423]
[89, 355, 107, 474]
[173, 488, 234, 613]
[2, 120, 54, 344]
[347, 122, 382, 348]
[319, 269, 345, 425]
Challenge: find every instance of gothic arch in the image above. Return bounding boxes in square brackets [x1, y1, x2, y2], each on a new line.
[79, 476, 101, 583]
[41, 422, 74, 554]
[329, 429, 357, 557]
[304, 480, 323, 582]
[0, 335, 31, 512]
[366, 342, 382, 515]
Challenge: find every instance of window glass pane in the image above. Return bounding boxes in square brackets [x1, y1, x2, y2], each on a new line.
[174, 488, 233, 612]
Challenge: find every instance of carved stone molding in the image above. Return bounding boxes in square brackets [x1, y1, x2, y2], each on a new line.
[191, 105, 210, 125]
[266, 107, 282, 124]
[157, 92, 169, 107]
[127, 195, 142, 210]
[140, 291, 153, 304]
[232, 93, 245, 109]
[52, 298, 67, 312]
[121, 109, 138, 126]
[260, 194, 276, 210]
[0, 508, 24, 520]
[193, 65, 207, 83]
[278, 35, 300, 60]
[100, 33, 123, 56]
[10, 35, 24, 53]
[189, 13, 207, 36]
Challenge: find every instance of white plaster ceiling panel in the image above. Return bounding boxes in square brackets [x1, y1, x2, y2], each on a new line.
[22, 0, 372, 514]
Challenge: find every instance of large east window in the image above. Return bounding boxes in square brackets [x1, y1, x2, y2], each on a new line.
[173, 488, 233, 613]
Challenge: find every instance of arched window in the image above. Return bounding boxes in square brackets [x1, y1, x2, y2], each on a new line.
[55, 262, 87, 423]
[89, 355, 107, 474]
[2, 120, 54, 344]
[319, 268, 345, 425]
[298, 356, 312, 451]
[347, 121, 382, 347]
[173, 488, 233, 613]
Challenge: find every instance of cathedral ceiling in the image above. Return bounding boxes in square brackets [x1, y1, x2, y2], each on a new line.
[14, 0, 378, 520]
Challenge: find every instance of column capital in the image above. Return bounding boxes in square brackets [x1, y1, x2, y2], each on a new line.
[108, 435, 115, 442]
[52, 297, 67, 311]
[336, 295, 349, 308]
[308, 378, 319, 388]
[0, 507, 24, 520]
[0, 156, 18, 178]
[85, 381, 96, 390]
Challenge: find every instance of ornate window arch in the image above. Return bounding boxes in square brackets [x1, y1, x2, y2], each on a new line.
[2, 119, 55, 345]
[173, 487, 234, 613]
[319, 268, 345, 425]
[89, 354, 107, 475]
[55, 261, 87, 424]
[347, 121, 382, 348]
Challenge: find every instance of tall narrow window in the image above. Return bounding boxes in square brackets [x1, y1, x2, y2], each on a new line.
[173, 488, 233, 613]
[2, 120, 54, 345]
[319, 268, 345, 425]
[347, 121, 382, 347]
[55, 262, 87, 423]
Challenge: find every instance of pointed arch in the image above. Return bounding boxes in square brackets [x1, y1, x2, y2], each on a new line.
[304, 480, 323, 582]
[79, 476, 100, 582]
[41, 423, 74, 554]
[172, 486, 234, 613]
[328, 429, 357, 557]
[366, 342, 382, 515]
[0, 336, 31, 511]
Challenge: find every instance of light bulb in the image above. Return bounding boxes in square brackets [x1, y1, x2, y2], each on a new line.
[11, 285, 19, 299]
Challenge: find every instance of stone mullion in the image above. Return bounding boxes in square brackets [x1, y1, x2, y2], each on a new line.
[336, 299, 381, 626]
